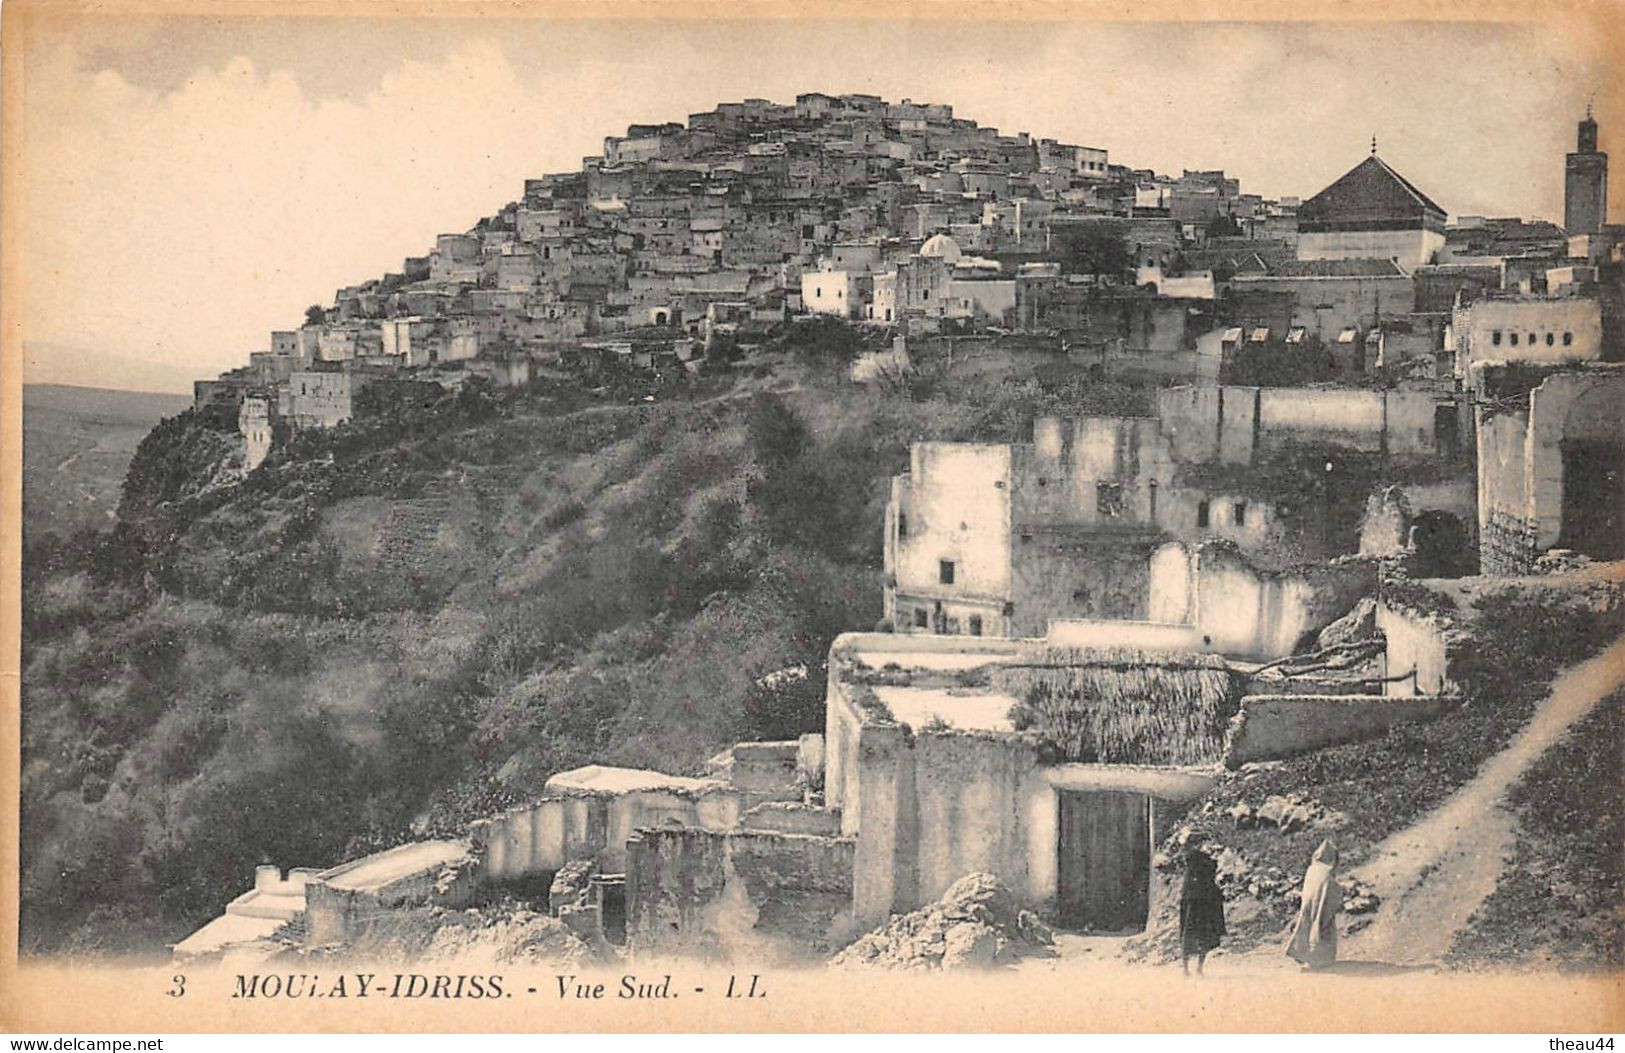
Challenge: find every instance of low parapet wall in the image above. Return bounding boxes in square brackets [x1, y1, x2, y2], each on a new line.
[1222, 692, 1456, 768]
[304, 841, 477, 946]
[1044, 620, 1215, 653]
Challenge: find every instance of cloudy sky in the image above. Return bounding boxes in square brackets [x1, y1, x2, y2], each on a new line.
[13, 12, 1616, 392]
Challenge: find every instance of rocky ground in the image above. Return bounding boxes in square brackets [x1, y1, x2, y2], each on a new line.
[830, 873, 1056, 970]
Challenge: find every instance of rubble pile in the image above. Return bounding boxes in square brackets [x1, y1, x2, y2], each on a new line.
[1315, 597, 1380, 650]
[830, 872, 1054, 970]
[419, 907, 603, 965]
[1223, 792, 1345, 834]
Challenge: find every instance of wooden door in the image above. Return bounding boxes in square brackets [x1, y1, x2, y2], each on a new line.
[1057, 790, 1151, 932]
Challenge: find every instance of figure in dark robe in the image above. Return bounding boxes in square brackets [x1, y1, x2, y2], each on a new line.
[1179, 836, 1225, 975]
[1286, 839, 1342, 969]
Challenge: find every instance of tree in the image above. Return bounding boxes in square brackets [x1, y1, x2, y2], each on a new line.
[1060, 225, 1133, 282]
[303, 304, 327, 326]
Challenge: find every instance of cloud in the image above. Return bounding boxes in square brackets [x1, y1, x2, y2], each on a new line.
[22, 34, 572, 380]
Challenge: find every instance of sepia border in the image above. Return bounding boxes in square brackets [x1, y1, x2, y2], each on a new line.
[2, 0, 1623, 1033]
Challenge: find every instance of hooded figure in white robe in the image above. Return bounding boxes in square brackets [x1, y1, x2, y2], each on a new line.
[1286, 839, 1341, 969]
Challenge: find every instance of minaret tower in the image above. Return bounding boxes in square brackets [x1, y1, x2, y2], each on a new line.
[1565, 104, 1608, 234]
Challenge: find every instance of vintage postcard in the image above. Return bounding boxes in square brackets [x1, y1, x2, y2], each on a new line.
[2, 0, 1623, 1034]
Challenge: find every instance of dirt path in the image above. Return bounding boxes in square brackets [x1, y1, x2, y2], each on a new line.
[1337, 634, 1625, 965]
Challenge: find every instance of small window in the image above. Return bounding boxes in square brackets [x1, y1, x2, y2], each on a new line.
[968, 615, 983, 637]
[913, 608, 928, 628]
[1197, 499, 1211, 528]
[1233, 501, 1248, 526]
[1491, 330, 1502, 346]
[815, 286, 822, 298]
[1096, 482, 1126, 516]
[897, 512, 908, 539]
[939, 560, 956, 585]
[1564, 331, 1574, 346]
[1509, 332, 1519, 346]
[1527, 333, 1537, 346]
[1545, 332, 1555, 347]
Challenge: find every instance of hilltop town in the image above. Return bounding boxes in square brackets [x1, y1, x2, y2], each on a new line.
[23, 93, 1625, 971]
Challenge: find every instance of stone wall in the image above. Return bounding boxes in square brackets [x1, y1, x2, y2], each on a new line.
[304, 842, 479, 946]
[1222, 692, 1456, 768]
[624, 827, 857, 963]
[1376, 600, 1463, 697]
[1009, 531, 1154, 633]
[1188, 544, 1378, 660]
[472, 787, 741, 884]
[825, 658, 1216, 930]
[1156, 384, 1457, 465]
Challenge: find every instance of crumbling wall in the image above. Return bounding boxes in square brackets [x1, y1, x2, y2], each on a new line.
[473, 787, 740, 884]
[1221, 693, 1456, 768]
[1477, 408, 1535, 575]
[473, 796, 607, 885]
[707, 742, 802, 809]
[304, 849, 479, 947]
[1376, 600, 1463, 696]
[1359, 486, 1412, 556]
[625, 827, 856, 963]
[1192, 544, 1377, 660]
[1010, 532, 1154, 631]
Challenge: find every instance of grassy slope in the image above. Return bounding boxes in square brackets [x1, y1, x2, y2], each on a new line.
[1448, 689, 1625, 970]
[22, 333, 1155, 956]
[1131, 582, 1625, 963]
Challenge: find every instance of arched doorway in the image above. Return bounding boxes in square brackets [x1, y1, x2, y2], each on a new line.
[1556, 382, 1625, 561]
[1410, 511, 1475, 578]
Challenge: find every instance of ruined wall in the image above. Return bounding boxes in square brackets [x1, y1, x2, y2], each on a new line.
[1222, 693, 1456, 768]
[473, 789, 741, 884]
[1157, 385, 1456, 464]
[625, 827, 857, 963]
[1376, 601, 1462, 697]
[1527, 371, 1625, 553]
[1192, 545, 1377, 660]
[1477, 408, 1535, 575]
[304, 849, 480, 947]
[1009, 532, 1154, 633]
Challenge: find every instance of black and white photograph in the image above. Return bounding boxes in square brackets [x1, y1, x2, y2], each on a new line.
[3, 0, 1622, 1035]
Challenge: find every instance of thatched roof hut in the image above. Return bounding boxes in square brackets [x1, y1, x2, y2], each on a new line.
[994, 647, 1242, 765]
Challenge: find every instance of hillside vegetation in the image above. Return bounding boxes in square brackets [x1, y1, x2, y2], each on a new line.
[20, 325, 1147, 955]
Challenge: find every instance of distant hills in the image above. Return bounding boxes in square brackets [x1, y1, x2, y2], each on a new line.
[22, 383, 192, 537]
[24, 342, 211, 396]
